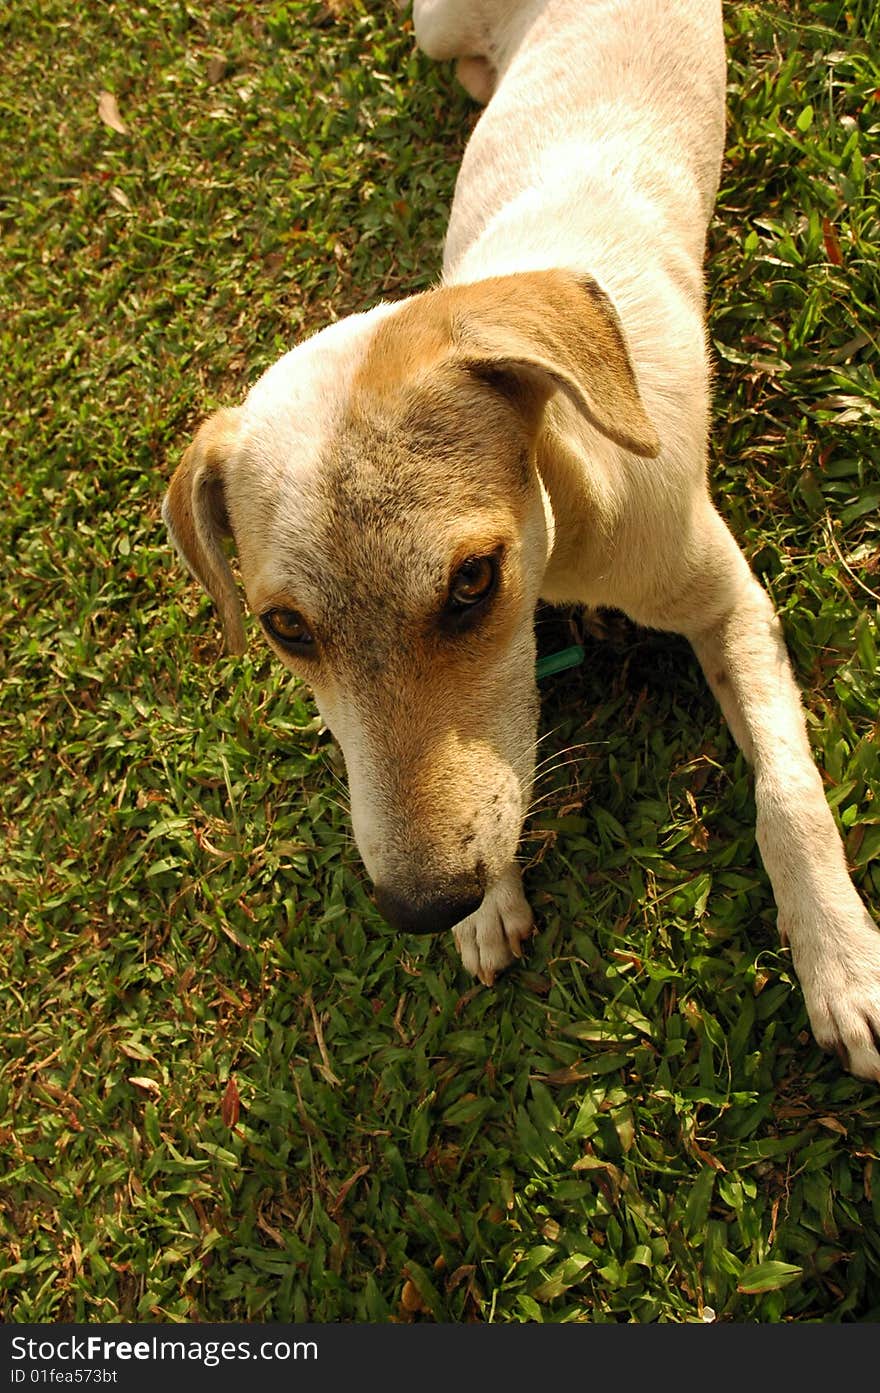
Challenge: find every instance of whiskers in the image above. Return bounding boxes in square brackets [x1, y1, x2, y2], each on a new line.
[512, 736, 603, 871]
[320, 750, 353, 821]
[312, 727, 601, 863]
[517, 736, 603, 816]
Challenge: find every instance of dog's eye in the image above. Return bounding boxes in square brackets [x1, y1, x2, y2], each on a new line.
[448, 555, 498, 610]
[261, 607, 316, 654]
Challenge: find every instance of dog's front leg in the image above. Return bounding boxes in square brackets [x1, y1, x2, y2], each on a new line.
[412, 0, 497, 103]
[664, 505, 880, 1080]
[453, 864, 534, 987]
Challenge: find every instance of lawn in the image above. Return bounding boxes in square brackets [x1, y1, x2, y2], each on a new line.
[1, 0, 879, 1323]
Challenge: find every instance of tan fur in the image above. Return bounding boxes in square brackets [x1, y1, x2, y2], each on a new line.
[352, 272, 660, 458]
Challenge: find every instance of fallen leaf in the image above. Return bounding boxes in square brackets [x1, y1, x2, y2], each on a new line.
[688, 823, 710, 852]
[207, 55, 227, 85]
[256, 1211, 285, 1246]
[446, 1263, 475, 1292]
[221, 1074, 240, 1128]
[535, 1064, 594, 1084]
[689, 1138, 727, 1171]
[822, 217, 844, 267]
[98, 91, 128, 135]
[400, 1279, 426, 1313]
[816, 1115, 848, 1137]
[331, 1163, 369, 1214]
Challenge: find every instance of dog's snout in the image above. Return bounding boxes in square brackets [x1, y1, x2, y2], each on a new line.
[374, 879, 484, 936]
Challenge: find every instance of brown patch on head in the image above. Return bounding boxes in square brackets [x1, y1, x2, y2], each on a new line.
[351, 268, 660, 458]
[351, 290, 455, 410]
[293, 328, 539, 688]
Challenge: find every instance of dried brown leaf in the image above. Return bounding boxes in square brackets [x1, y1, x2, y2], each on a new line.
[331, 1163, 369, 1214]
[207, 55, 227, 85]
[400, 1279, 427, 1313]
[128, 1076, 160, 1094]
[822, 217, 844, 267]
[221, 1074, 240, 1128]
[98, 90, 128, 135]
[816, 1114, 848, 1137]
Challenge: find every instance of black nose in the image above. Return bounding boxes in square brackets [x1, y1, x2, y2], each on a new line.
[374, 882, 484, 936]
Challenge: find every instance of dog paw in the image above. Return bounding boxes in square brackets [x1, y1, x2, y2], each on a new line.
[453, 866, 534, 987]
[788, 896, 880, 1082]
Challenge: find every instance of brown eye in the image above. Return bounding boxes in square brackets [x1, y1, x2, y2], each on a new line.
[261, 607, 316, 654]
[448, 555, 498, 611]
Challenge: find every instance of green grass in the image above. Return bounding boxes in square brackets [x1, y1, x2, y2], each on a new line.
[1, 0, 879, 1324]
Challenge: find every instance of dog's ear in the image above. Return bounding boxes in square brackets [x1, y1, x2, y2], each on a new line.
[454, 269, 660, 458]
[162, 408, 247, 655]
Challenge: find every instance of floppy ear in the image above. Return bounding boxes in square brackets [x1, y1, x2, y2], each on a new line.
[161, 408, 247, 655]
[452, 269, 660, 458]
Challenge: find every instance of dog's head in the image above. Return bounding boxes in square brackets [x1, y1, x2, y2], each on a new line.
[163, 269, 657, 934]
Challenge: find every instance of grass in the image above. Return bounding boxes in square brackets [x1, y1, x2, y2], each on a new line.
[1, 0, 879, 1324]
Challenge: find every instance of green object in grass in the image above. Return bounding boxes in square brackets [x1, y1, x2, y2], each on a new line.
[535, 644, 585, 680]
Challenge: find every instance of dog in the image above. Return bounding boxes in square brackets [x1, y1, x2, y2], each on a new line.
[162, 0, 880, 1081]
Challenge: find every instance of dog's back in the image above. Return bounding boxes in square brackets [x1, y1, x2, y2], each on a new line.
[419, 0, 726, 302]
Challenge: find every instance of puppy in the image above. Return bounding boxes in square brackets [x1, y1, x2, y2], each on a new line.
[163, 0, 880, 1080]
